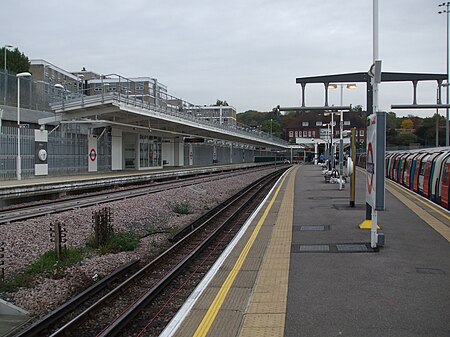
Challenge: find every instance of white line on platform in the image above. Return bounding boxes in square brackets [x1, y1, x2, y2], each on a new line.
[159, 171, 287, 337]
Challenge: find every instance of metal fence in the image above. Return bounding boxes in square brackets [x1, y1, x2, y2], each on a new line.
[0, 125, 111, 180]
[182, 143, 276, 166]
[0, 72, 57, 112]
[1, 70, 289, 148]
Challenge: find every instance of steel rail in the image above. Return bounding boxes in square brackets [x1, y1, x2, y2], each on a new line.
[11, 259, 140, 337]
[97, 169, 284, 336]
[47, 168, 284, 337]
[0, 166, 274, 225]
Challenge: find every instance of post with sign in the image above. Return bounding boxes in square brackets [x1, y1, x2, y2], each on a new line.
[35, 129, 48, 176]
[363, 0, 385, 248]
[88, 135, 98, 172]
[365, 111, 386, 248]
[349, 128, 356, 207]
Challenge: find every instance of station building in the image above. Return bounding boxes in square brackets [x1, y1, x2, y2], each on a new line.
[0, 59, 286, 180]
[286, 110, 366, 144]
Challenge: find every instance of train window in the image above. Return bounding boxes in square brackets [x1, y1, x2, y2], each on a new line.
[419, 160, 427, 175]
[443, 163, 449, 183]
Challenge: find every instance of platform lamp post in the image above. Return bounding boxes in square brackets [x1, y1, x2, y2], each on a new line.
[328, 83, 357, 189]
[3, 44, 13, 105]
[439, 2, 450, 146]
[54, 83, 65, 111]
[16, 72, 32, 180]
[322, 123, 331, 164]
[323, 112, 335, 170]
[436, 87, 440, 147]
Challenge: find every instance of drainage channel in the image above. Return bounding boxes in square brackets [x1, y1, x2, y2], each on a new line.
[291, 242, 377, 253]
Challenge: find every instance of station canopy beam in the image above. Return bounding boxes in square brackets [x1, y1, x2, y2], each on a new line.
[391, 104, 450, 109]
[274, 105, 351, 112]
[295, 71, 447, 116]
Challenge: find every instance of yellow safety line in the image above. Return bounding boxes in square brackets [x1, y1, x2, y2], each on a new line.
[385, 179, 450, 221]
[355, 166, 450, 242]
[356, 166, 450, 221]
[386, 182, 450, 242]
[192, 169, 292, 337]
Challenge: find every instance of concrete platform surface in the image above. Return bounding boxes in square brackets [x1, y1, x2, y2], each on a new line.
[286, 165, 450, 337]
[162, 164, 449, 337]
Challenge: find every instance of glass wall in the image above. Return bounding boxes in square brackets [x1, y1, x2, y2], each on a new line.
[139, 134, 161, 168]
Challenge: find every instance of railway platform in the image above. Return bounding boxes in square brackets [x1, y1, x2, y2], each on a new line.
[0, 163, 273, 206]
[161, 164, 450, 337]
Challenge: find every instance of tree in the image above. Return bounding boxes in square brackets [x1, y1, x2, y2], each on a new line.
[386, 128, 398, 147]
[261, 119, 282, 138]
[399, 118, 414, 130]
[386, 111, 398, 129]
[396, 132, 418, 146]
[237, 110, 266, 127]
[0, 47, 30, 74]
[213, 99, 228, 106]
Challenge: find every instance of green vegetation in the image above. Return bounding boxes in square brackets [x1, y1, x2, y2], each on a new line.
[0, 248, 86, 292]
[0, 47, 30, 74]
[1, 231, 141, 292]
[172, 201, 191, 214]
[88, 232, 140, 255]
[237, 108, 445, 148]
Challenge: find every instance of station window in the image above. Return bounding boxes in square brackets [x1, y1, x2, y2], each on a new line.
[139, 135, 162, 168]
[316, 121, 322, 126]
[302, 122, 309, 126]
[289, 131, 294, 137]
[344, 120, 351, 126]
[359, 130, 365, 136]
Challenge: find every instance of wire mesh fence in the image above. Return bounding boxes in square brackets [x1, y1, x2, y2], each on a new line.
[0, 125, 111, 180]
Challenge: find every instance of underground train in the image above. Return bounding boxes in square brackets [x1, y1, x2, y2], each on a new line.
[356, 147, 450, 210]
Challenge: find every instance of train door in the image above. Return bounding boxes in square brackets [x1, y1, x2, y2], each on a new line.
[423, 152, 442, 199]
[406, 152, 421, 189]
[391, 153, 402, 179]
[413, 153, 428, 193]
[441, 158, 450, 209]
[397, 153, 408, 184]
[403, 154, 413, 187]
[386, 153, 395, 178]
[393, 155, 400, 181]
[418, 154, 431, 195]
[432, 152, 450, 203]
[385, 153, 391, 177]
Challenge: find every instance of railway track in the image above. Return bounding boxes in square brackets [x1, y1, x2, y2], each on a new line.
[0, 165, 280, 225]
[10, 167, 287, 337]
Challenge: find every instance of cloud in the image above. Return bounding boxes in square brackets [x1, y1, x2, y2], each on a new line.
[1, 0, 446, 115]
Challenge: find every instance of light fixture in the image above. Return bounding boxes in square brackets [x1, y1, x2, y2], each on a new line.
[16, 71, 32, 180]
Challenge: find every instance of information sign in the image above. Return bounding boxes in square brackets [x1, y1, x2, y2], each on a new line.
[366, 114, 377, 208]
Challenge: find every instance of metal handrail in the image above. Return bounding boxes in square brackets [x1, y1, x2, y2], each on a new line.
[51, 93, 288, 146]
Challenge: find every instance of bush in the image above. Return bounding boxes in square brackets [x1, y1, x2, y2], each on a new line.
[172, 201, 190, 214]
[0, 248, 86, 292]
[99, 232, 140, 254]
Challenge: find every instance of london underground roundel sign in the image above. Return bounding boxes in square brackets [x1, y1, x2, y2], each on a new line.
[89, 148, 97, 162]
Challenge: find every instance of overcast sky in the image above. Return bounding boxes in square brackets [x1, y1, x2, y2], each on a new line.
[2, 0, 446, 116]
